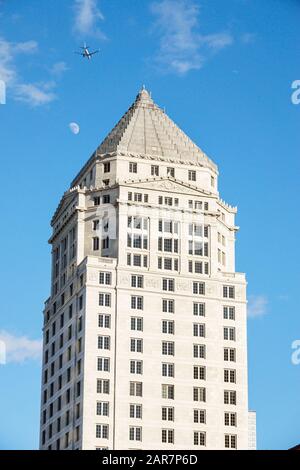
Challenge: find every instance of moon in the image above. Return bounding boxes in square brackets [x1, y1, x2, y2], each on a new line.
[69, 122, 80, 135]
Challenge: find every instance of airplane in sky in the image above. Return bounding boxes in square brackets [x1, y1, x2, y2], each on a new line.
[75, 43, 100, 60]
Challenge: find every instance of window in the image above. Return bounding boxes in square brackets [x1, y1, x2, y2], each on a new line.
[224, 327, 236, 341]
[194, 431, 206, 446]
[99, 293, 111, 307]
[224, 369, 236, 383]
[193, 387, 206, 402]
[162, 299, 175, 313]
[97, 379, 110, 394]
[131, 275, 143, 288]
[98, 314, 111, 328]
[130, 317, 143, 331]
[103, 195, 110, 204]
[223, 306, 235, 320]
[97, 357, 110, 372]
[193, 303, 205, 317]
[193, 323, 205, 338]
[130, 382, 143, 397]
[162, 384, 174, 399]
[162, 278, 175, 292]
[98, 335, 110, 350]
[130, 404, 142, 419]
[193, 282, 205, 295]
[96, 424, 109, 439]
[223, 285, 235, 299]
[162, 320, 174, 335]
[129, 162, 137, 173]
[151, 165, 159, 176]
[225, 434, 237, 449]
[158, 257, 179, 272]
[129, 426, 142, 441]
[99, 272, 111, 285]
[162, 407, 174, 421]
[102, 237, 109, 249]
[130, 338, 143, 353]
[130, 360, 143, 374]
[193, 366, 206, 380]
[94, 196, 101, 206]
[193, 344, 206, 359]
[162, 341, 175, 356]
[131, 296, 143, 310]
[96, 402, 109, 416]
[162, 429, 174, 444]
[167, 167, 175, 177]
[224, 412, 237, 427]
[103, 162, 110, 173]
[188, 170, 196, 181]
[224, 390, 236, 405]
[162, 363, 174, 377]
[224, 348, 236, 362]
[194, 409, 206, 424]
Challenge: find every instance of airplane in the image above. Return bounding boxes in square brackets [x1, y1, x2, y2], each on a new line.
[75, 43, 100, 60]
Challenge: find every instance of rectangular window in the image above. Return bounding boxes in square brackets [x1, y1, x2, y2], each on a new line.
[129, 426, 142, 441]
[224, 348, 236, 362]
[225, 434, 237, 449]
[224, 327, 236, 341]
[98, 314, 111, 328]
[194, 431, 206, 446]
[162, 299, 175, 313]
[224, 369, 236, 383]
[224, 390, 237, 405]
[162, 363, 174, 378]
[130, 360, 143, 375]
[97, 357, 110, 372]
[98, 335, 110, 350]
[193, 344, 206, 359]
[129, 404, 142, 419]
[131, 275, 144, 288]
[223, 306, 235, 320]
[162, 429, 174, 444]
[103, 162, 110, 173]
[193, 323, 206, 338]
[167, 167, 175, 177]
[193, 303, 205, 316]
[130, 338, 143, 353]
[223, 285, 235, 299]
[188, 170, 196, 181]
[162, 384, 174, 399]
[162, 341, 175, 356]
[94, 196, 101, 206]
[96, 424, 109, 439]
[162, 278, 175, 292]
[162, 320, 175, 335]
[129, 162, 137, 173]
[162, 407, 174, 421]
[99, 293, 111, 307]
[193, 366, 206, 380]
[93, 237, 100, 251]
[193, 282, 205, 295]
[151, 165, 159, 176]
[96, 402, 109, 416]
[193, 387, 206, 402]
[131, 296, 144, 310]
[130, 382, 143, 397]
[130, 317, 143, 331]
[194, 409, 206, 424]
[97, 379, 110, 394]
[224, 412, 237, 427]
[99, 272, 111, 285]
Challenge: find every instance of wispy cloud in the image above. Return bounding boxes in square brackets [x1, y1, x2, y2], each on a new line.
[0, 330, 42, 364]
[247, 295, 268, 318]
[150, 0, 233, 75]
[0, 37, 56, 106]
[50, 61, 68, 77]
[241, 32, 256, 44]
[73, 0, 106, 38]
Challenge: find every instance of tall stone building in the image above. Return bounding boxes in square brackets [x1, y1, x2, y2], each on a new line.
[40, 88, 254, 450]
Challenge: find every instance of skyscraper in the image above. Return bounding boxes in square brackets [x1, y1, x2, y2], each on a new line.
[40, 88, 254, 450]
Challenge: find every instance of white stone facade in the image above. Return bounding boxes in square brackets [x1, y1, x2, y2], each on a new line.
[40, 89, 254, 450]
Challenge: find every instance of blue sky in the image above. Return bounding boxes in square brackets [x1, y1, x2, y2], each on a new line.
[0, 0, 299, 450]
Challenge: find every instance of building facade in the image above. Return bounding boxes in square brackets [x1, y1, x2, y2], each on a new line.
[40, 88, 254, 450]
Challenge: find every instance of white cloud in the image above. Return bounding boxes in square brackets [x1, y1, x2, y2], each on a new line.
[0, 37, 56, 106]
[0, 330, 42, 364]
[73, 0, 106, 38]
[241, 32, 256, 44]
[15, 82, 56, 107]
[50, 61, 68, 77]
[150, 0, 233, 75]
[247, 295, 268, 318]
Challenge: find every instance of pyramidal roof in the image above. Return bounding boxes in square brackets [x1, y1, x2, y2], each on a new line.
[96, 87, 216, 170]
